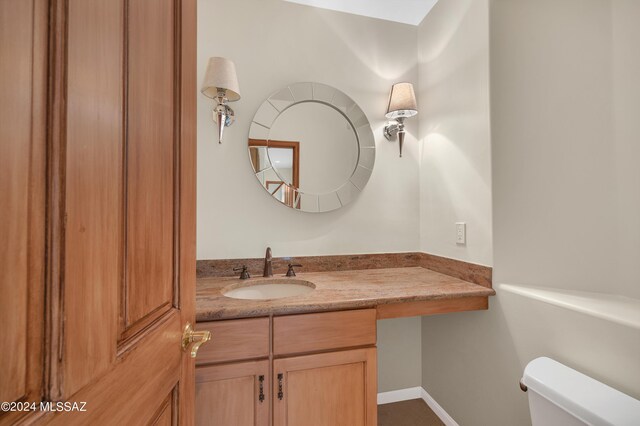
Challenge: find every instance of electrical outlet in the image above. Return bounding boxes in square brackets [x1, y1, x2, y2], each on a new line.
[456, 222, 466, 245]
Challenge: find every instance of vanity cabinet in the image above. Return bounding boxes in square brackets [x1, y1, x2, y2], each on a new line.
[195, 317, 270, 426]
[195, 309, 378, 426]
[196, 360, 270, 426]
[273, 348, 377, 426]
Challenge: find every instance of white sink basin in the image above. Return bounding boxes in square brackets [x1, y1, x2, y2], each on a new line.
[222, 279, 315, 300]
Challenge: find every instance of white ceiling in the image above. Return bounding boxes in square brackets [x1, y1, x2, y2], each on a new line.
[283, 0, 438, 26]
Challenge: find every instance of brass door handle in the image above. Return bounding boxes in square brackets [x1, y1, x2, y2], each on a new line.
[182, 323, 211, 358]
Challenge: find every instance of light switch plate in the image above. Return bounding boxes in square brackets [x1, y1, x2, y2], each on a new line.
[456, 222, 466, 245]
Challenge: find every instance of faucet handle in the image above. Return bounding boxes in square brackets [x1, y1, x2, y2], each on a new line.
[233, 265, 250, 280]
[286, 264, 302, 277]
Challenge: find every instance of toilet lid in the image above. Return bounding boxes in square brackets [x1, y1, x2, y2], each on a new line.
[522, 357, 640, 426]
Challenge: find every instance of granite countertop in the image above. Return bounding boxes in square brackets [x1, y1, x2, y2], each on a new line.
[196, 267, 496, 321]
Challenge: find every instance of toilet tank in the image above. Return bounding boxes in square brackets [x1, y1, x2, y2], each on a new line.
[522, 357, 640, 426]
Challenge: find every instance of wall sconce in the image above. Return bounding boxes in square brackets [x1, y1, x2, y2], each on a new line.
[383, 82, 418, 157]
[201, 57, 241, 143]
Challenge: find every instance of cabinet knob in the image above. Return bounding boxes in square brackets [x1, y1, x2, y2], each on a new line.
[181, 323, 211, 358]
[277, 373, 284, 400]
[258, 375, 265, 403]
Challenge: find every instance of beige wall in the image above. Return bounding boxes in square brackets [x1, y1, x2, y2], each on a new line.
[612, 0, 640, 299]
[377, 317, 422, 392]
[418, 0, 493, 267]
[419, 0, 640, 425]
[197, 0, 420, 260]
[197, 0, 423, 394]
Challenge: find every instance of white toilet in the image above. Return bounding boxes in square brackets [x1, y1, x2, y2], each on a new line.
[522, 357, 640, 426]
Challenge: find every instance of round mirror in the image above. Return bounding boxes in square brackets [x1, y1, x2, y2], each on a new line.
[248, 82, 375, 213]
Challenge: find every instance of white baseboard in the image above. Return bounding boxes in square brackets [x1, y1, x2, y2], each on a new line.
[420, 388, 459, 426]
[377, 386, 458, 426]
[377, 387, 423, 405]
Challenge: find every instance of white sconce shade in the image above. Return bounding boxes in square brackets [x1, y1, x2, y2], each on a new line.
[383, 82, 418, 157]
[201, 57, 241, 101]
[201, 57, 241, 143]
[385, 82, 417, 119]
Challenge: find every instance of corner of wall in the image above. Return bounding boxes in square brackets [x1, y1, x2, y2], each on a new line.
[415, 0, 494, 267]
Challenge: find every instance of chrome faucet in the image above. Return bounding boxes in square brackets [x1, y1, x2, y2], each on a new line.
[263, 247, 273, 277]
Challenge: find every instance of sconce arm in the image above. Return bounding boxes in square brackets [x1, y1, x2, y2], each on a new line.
[383, 117, 407, 157]
[383, 117, 405, 140]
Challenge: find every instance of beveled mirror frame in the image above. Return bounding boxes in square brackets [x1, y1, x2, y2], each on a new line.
[248, 82, 376, 213]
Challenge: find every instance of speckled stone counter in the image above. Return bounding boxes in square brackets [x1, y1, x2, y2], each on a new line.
[196, 267, 495, 321]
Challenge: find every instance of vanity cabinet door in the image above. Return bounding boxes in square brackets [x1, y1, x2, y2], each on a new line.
[273, 348, 377, 426]
[196, 360, 270, 426]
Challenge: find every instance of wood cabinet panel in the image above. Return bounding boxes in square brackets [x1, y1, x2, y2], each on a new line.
[196, 318, 270, 365]
[62, 0, 124, 398]
[273, 309, 376, 356]
[290, 363, 364, 425]
[0, 0, 47, 407]
[273, 348, 377, 426]
[124, 0, 176, 330]
[376, 296, 488, 319]
[196, 360, 270, 426]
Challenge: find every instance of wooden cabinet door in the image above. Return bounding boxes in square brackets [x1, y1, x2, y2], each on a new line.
[273, 348, 377, 426]
[195, 361, 270, 426]
[1, 0, 198, 424]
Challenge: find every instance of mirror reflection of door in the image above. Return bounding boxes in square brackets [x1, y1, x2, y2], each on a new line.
[266, 181, 295, 207]
[249, 139, 300, 208]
